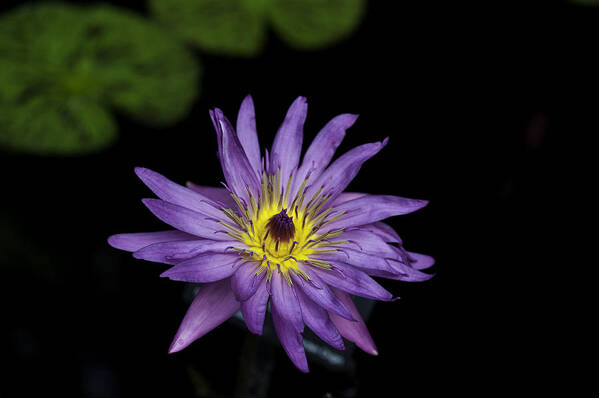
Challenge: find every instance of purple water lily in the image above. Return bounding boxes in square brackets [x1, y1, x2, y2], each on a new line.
[108, 95, 434, 372]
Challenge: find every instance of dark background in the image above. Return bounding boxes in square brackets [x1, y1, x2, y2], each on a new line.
[1, 0, 579, 396]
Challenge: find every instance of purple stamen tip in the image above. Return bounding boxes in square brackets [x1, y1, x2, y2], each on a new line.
[265, 208, 295, 243]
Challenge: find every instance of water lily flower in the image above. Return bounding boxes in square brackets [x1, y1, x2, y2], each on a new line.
[108, 95, 434, 372]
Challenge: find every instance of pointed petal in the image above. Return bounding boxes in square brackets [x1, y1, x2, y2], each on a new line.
[135, 167, 226, 220]
[272, 303, 309, 373]
[293, 114, 358, 195]
[321, 195, 429, 232]
[355, 222, 403, 244]
[312, 249, 394, 273]
[169, 278, 239, 353]
[328, 287, 378, 355]
[211, 109, 260, 200]
[330, 191, 367, 206]
[305, 139, 387, 204]
[270, 272, 304, 333]
[185, 183, 236, 208]
[107, 230, 196, 252]
[133, 240, 236, 264]
[240, 278, 269, 335]
[291, 271, 353, 320]
[335, 230, 399, 259]
[160, 253, 241, 283]
[296, 287, 345, 350]
[141, 199, 231, 240]
[369, 260, 435, 282]
[231, 261, 265, 301]
[270, 96, 307, 182]
[236, 95, 261, 175]
[407, 252, 435, 270]
[308, 263, 393, 301]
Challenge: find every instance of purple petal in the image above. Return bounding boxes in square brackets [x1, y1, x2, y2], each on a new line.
[270, 272, 304, 333]
[293, 114, 358, 196]
[290, 270, 353, 320]
[107, 230, 195, 252]
[330, 192, 367, 206]
[272, 303, 309, 373]
[211, 109, 260, 200]
[231, 262, 265, 301]
[355, 222, 403, 244]
[372, 260, 434, 282]
[270, 96, 307, 183]
[295, 287, 344, 350]
[160, 253, 241, 283]
[240, 278, 269, 335]
[312, 249, 395, 273]
[335, 230, 399, 259]
[304, 139, 387, 204]
[328, 287, 378, 355]
[308, 263, 393, 301]
[322, 195, 429, 232]
[133, 240, 236, 264]
[407, 252, 436, 270]
[169, 278, 239, 353]
[135, 167, 226, 221]
[185, 183, 235, 208]
[141, 199, 231, 240]
[236, 95, 261, 176]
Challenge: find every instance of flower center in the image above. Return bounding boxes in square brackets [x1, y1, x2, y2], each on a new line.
[218, 170, 348, 284]
[265, 208, 295, 243]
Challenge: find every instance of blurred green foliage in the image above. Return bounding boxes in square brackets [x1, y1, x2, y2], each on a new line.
[148, 0, 366, 57]
[0, 3, 200, 155]
[149, 0, 266, 57]
[269, 0, 365, 50]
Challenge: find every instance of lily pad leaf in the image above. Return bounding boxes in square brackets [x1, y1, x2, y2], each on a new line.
[147, 0, 366, 56]
[148, 0, 266, 57]
[269, 0, 366, 50]
[0, 96, 117, 155]
[0, 3, 200, 155]
[85, 6, 201, 126]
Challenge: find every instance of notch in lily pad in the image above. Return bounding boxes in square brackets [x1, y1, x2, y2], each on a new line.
[147, 0, 367, 57]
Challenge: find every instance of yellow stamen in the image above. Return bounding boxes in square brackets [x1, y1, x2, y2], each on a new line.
[222, 172, 345, 284]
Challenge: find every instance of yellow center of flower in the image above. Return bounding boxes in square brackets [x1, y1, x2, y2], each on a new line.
[219, 170, 347, 284]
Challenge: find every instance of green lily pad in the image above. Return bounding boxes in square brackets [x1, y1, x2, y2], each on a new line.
[0, 96, 117, 155]
[269, 0, 366, 50]
[148, 0, 266, 57]
[147, 0, 366, 56]
[0, 3, 200, 155]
